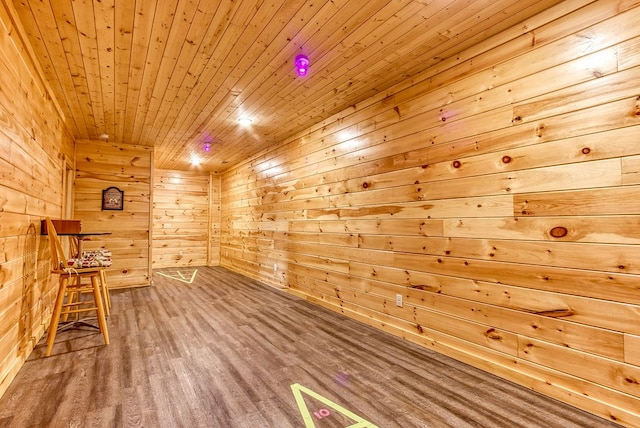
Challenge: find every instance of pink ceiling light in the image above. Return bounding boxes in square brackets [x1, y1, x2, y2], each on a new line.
[295, 54, 310, 76]
[202, 142, 212, 152]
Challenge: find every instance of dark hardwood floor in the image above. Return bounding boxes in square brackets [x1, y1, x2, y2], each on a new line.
[0, 266, 617, 427]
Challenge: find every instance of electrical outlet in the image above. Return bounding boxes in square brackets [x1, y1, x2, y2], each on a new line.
[396, 294, 403, 307]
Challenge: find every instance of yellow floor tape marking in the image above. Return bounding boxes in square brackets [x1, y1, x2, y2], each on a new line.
[290, 383, 378, 428]
[156, 269, 198, 284]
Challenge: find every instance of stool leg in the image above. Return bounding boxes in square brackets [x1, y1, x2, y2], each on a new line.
[62, 276, 81, 322]
[46, 276, 69, 357]
[99, 269, 111, 316]
[91, 275, 109, 345]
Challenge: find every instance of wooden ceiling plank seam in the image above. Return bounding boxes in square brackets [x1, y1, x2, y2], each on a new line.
[149, 0, 340, 162]
[188, 0, 373, 152]
[204, 0, 450, 160]
[445, 0, 535, 39]
[253, 3, 534, 143]
[196, 0, 401, 151]
[300, 0, 602, 133]
[156, 0, 356, 168]
[150, 11, 258, 164]
[250, 0, 487, 138]
[122, 0, 158, 142]
[396, 0, 568, 87]
[288, 0, 591, 149]
[129, 0, 182, 144]
[139, 0, 220, 146]
[361, 0, 593, 117]
[185, 0, 310, 142]
[113, 0, 136, 143]
[152, 0, 267, 166]
[351, 0, 537, 80]
[72, 0, 106, 137]
[144, 0, 240, 158]
[153, 0, 272, 165]
[210, 0, 410, 168]
[134, 0, 200, 146]
[183, 0, 310, 141]
[225, 0, 427, 150]
[94, 0, 116, 139]
[21, 0, 90, 137]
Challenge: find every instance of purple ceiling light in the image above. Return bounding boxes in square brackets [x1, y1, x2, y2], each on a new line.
[295, 54, 310, 77]
[203, 142, 212, 152]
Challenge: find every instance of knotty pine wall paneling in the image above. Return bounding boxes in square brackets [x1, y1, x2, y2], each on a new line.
[209, 173, 221, 266]
[152, 169, 211, 268]
[220, 2, 640, 425]
[74, 140, 152, 288]
[0, 0, 75, 398]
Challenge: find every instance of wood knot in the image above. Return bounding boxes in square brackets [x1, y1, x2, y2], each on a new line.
[441, 116, 446, 122]
[362, 182, 369, 189]
[512, 116, 522, 124]
[501, 155, 512, 164]
[416, 324, 424, 333]
[484, 328, 502, 341]
[535, 309, 574, 318]
[421, 164, 429, 169]
[452, 160, 461, 169]
[549, 226, 568, 238]
[581, 147, 591, 154]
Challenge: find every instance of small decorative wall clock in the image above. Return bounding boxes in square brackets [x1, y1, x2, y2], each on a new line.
[102, 186, 124, 210]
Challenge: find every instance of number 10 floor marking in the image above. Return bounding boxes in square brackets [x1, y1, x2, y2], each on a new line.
[290, 383, 378, 428]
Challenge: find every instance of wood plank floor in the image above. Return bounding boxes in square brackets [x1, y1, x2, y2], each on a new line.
[0, 266, 617, 427]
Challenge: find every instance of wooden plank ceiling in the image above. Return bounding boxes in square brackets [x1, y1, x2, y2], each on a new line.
[12, 0, 564, 172]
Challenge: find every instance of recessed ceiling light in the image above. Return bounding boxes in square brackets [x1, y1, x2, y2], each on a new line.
[238, 118, 252, 126]
[98, 133, 109, 140]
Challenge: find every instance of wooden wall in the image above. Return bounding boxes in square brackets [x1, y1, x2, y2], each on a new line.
[209, 173, 221, 266]
[220, 1, 640, 425]
[0, 0, 75, 398]
[152, 169, 211, 268]
[75, 140, 152, 288]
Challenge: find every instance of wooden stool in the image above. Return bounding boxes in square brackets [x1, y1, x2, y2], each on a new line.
[70, 239, 113, 316]
[80, 249, 113, 315]
[44, 217, 109, 356]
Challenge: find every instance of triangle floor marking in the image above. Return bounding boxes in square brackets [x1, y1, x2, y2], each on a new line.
[156, 269, 198, 284]
[291, 383, 378, 428]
